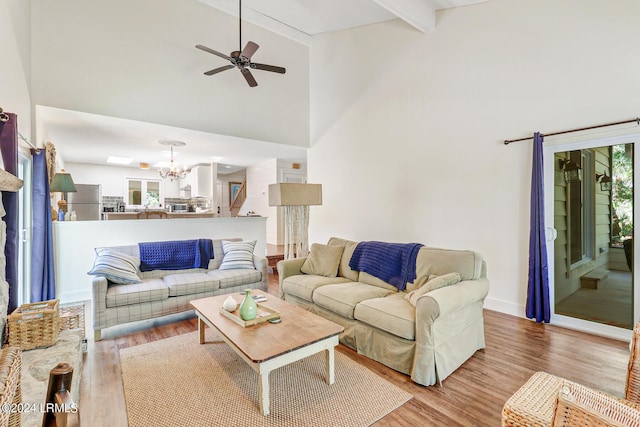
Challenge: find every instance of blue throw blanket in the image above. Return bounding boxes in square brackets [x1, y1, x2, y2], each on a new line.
[349, 241, 423, 291]
[138, 239, 214, 272]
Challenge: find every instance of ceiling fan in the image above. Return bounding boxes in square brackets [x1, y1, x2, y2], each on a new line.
[196, 0, 286, 87]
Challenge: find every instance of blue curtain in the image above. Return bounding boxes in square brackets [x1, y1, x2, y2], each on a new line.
[30, 149, 55, 302]
[526, 132, 550, 323]
[0, 114, 19, 312]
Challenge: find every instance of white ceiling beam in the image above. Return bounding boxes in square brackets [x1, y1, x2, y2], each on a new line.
[199, 0, 312, 46]
[370, 0, 436, 33]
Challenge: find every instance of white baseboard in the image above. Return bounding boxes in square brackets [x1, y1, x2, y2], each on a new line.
[483, 297, 525, 318]
[58, 290, 91, 305]
[484, 297, 632, 342]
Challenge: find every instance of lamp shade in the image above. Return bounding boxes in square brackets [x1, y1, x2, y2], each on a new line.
[268, 183, 322, 206]
[50, 170, 77, 193]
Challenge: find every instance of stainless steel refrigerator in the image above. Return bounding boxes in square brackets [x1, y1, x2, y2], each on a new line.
[67, 184, 102, 221]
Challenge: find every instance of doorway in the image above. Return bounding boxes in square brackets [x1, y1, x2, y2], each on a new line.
[547, 137, 635, 336]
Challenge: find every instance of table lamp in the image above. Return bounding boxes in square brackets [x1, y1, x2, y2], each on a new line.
[50, 169, 77, 221]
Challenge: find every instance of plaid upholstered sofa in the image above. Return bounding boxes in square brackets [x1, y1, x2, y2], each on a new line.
[91, 238, 268, 340]
[278, 237, 489, 386]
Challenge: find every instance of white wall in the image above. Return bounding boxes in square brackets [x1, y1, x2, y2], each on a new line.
[30, 0, 309, 148]
[64, 162, 180, 200]
[53, 217, 267, 302]
[0, 0, 31, 139]
[241, 159, 278, 243]
[308, 0, 640, 318]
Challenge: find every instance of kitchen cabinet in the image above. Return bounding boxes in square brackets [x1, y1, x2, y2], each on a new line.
[190, 165, 212, 197]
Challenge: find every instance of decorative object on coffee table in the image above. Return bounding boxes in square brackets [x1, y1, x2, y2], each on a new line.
[222, 295, 237, 312]
[220, 303, 279, 327]
[239, 289, 257, 320]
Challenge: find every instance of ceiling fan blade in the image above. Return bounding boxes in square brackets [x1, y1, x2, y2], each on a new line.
[250, 63, 286, 74]
[195, 44, 231, 61]
[204, 64, 234, 76]
[241, 41, 259, 60]
[241, 68, 258, 87]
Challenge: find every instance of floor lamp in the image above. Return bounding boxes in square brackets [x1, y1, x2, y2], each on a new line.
[268, 183, 322, 260]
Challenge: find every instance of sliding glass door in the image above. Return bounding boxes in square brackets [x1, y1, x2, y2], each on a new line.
[17, 151, 32, 305]
[546, 134, 637, 339]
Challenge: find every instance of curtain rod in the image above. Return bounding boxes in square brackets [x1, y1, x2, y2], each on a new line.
[18, 132, 41, 152]
[0, 107, 8, 123]
[1, 107, 41, 152]
[503, 118, 640, 145]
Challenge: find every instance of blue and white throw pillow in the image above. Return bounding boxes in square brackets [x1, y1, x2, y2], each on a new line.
[219, 240, 256, 270]
[87, 248, 141, 284]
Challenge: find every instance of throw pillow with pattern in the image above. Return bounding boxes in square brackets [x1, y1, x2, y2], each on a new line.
[88, 248, 141, 284]
[219, 240, 256, 270]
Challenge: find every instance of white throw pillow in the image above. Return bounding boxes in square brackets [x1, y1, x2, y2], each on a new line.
[87, 248, 141, 284]
[219, 240, 256, 270]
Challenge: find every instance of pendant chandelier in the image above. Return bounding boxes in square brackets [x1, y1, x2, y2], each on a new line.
[158, 140, 189, 181]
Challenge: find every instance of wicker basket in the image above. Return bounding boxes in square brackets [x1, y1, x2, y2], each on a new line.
[8, 299, 60, 350]
[59, 303, 86, 338]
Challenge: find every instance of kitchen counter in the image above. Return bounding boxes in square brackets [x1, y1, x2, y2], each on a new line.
[103, 212, 216, 220]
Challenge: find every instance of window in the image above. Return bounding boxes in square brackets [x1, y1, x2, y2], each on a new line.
[611, 144, 634, 248]
[126, 179, 162, 207]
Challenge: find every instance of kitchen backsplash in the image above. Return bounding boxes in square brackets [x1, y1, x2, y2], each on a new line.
[102, 196, 123, 210]
[102, 196, 212, 210]
[165, 197, 212, 209]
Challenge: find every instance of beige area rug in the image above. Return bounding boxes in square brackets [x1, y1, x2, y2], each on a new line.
[120, 330, 412, 427]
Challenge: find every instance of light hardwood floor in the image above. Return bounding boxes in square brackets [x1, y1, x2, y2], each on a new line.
[79, 275, 630, 426]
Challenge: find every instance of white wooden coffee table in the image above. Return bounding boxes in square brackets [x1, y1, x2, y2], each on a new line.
[190, 290, 344, 415]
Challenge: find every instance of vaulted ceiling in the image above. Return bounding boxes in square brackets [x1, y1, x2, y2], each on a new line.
[36, 0, 495, 171]
[199, 0, 494, 44]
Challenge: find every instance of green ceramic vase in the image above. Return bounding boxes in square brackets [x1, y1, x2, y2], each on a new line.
[239, 289, 257, 321]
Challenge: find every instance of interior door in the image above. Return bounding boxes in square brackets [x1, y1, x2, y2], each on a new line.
[546, 135, 637, 340]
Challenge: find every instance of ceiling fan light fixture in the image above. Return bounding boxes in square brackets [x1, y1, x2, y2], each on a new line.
[196, 0, 286, 87]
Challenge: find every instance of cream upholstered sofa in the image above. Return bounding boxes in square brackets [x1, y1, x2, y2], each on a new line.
[91, 238, 268, 340]
[278, 237, 489, 386]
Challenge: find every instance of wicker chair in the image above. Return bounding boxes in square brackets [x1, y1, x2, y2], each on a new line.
[0, 346, 22, 427]
[502, 322, 640, 426]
